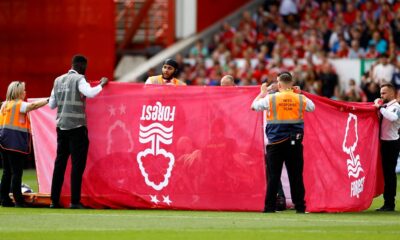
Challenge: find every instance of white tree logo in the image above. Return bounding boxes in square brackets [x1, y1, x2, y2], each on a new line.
[137, 102, 177, 205]
[342, 113, 364, 178]
[136, 122, 175, 191]
[342, 113, 365, 198]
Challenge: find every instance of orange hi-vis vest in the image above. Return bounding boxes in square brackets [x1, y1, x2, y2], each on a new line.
[148, 75, 186, 85]
[0, 100, 31, 154]
[265, 90, 307, 144]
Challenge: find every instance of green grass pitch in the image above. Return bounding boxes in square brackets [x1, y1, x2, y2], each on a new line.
[0, 169, 399, 240]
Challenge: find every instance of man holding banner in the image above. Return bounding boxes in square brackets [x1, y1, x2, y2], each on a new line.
[48, 55, 108, 209]
[374, 83, 400, 212]
[251, 72, 315, 213]
[145, 58, 186, 86]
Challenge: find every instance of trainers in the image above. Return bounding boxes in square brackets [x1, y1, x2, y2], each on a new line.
[69, 203, 87, 209]
[376, 205, 395, 212]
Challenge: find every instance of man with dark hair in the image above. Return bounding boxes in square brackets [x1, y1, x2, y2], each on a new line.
[251, 71, 315, 213]
[374, 83, 400, 212]
[145, 58, 186, 85]
[48, 54, 109, 209]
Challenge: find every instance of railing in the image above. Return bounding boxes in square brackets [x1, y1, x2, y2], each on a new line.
[115, 0, 175, 50]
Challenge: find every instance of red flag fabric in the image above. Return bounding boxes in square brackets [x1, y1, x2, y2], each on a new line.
[29, 83, 383, 212]
[302, 93, 383, 212]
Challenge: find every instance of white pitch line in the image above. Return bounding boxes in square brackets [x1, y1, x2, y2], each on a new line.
[1, 212, 399, 225]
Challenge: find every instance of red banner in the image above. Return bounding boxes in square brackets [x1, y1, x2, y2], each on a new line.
[29, 83, 383, 212]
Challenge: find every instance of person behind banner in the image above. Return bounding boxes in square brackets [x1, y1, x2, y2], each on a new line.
[220, 75, 235, 86]
[48, 55, 108, 209]
[373, 83, 400, 212]
[0, 81, 49, 207]
[251, 71, 315, 213]
[145, 58, 186, 86]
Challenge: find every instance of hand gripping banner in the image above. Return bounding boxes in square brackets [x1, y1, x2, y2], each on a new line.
[29, 83, 383, 212]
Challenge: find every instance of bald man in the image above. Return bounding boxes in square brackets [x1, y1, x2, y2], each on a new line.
[220, 75, 235, 86]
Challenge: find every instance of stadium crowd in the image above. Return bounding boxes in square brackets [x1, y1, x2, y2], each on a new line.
[165, 0, 400, 102]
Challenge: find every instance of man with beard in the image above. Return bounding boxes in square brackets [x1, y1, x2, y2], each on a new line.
[145, 59, 186, 85]
[374, 83, 400, 212]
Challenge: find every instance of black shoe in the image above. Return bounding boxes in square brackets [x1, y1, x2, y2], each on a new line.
[15, 202, 28, 208]
[49, 202, 62, 209]
[376, 205, 395, 212]
[263, 208, 276, 213]
[296, 209, 306, 214]
[276, 196, 287, 211]
[1, 200, 15, 207]
[69, 203, 87, 209]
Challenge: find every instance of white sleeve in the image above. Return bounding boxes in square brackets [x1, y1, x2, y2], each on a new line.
[48, 89, 57, 109]
[78, 78, 103, 98]
[305, 97, 315, 112]
[380, 106, 400, 122]
[251, 96, 269, 111]
[20, 102, 29, 113]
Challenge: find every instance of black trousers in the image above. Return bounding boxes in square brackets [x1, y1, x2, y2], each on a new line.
[51, 126, 89, 205]
[265, 138, 305, 211]
[380, 139, 400, 208]
[0, 149, 26, 205]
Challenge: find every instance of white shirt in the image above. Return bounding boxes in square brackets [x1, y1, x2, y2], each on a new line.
[48, 70, 103, 109]
[380, 99, 400, 141]
[252, 92, 316, 112]
[279, 0, 298, 16]
[372, 63, 395, 85]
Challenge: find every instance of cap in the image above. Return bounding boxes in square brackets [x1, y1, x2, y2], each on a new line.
[163, 58, 179, 69]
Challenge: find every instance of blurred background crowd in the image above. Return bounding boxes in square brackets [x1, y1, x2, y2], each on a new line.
[144, 0, 400, 102]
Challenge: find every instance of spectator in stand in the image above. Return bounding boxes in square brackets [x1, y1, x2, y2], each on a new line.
[391, 61, 400, 96]
[343, 2, 358, 25]
[212, 42, 230, 65]
[318, 63, 339, 99]
[348, 39, 366, 58]
[361, 70, 381, 102]
[220, 75, 235, 86]
[252, 60, 269, 84]
[279, 0, 298, 24]
[334, 39, 350, 58]
[371, 53, 395, 85]
[189, 39, 209, 59]
[365, 43, 380, 59]
[373, 83, 400, 212]
[368, 31, 388, 54]
[174, 53, 185, 76]
[391, 9, 400, 47]
[329, 25, 350, 53]
[239, 10, 257, 30]
[207, 60, 223, 86]
[345, 79, 367, 102]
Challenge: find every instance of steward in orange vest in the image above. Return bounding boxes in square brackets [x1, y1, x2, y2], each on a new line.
[145, 58, 186, 86]
[0, 81, 48, 207]
[265, 89, 308, 144]
[251, 72, 315, 214]
[0, 100, 31, 154]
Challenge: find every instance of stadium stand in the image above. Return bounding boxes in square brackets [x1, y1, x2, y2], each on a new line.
[176, 0, 400, 102]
